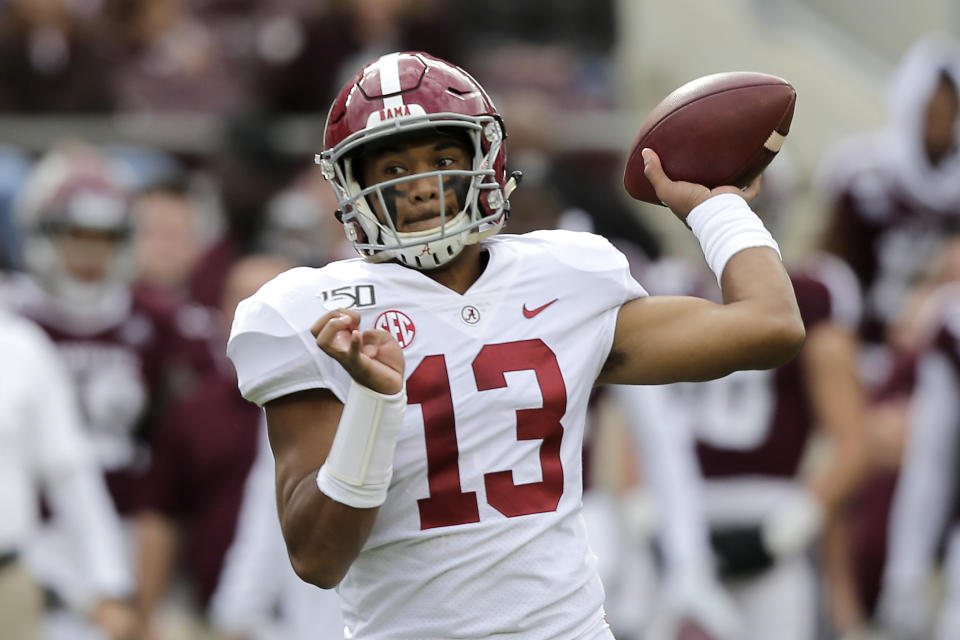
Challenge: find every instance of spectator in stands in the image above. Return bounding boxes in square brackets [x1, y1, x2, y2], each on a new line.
[131, 177, 214, 300]
[0, 0, 115, 113]
[255, 0, 465, 114]
[103, 0, 247, 114]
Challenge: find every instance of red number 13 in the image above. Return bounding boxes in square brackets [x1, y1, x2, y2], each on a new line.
[407, 340, 567, 530]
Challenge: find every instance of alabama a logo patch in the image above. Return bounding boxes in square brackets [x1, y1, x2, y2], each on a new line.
[374, 310, 416, 349]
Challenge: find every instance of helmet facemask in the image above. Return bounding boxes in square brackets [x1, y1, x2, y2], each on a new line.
[319, 113, 509, 269]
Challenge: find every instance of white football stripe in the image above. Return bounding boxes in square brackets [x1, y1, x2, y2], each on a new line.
[764, 130, 786, 153]
[378, 53, 404, 110]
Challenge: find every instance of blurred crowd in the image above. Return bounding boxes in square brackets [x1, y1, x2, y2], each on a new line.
[3, 1, 960, 640]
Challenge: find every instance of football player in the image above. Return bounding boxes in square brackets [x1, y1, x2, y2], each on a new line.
[0, 309, 135, 640]
[226, 51, 804, 638]
[814, 35, 960, 628]
[816, 34, 960, 352]
[2, 142, 217, 636]
[878, 280, 960, 640]
[628, 245, 868, 640]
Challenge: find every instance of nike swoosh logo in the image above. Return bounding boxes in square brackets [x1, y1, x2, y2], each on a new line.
[523, 298, 559, 319]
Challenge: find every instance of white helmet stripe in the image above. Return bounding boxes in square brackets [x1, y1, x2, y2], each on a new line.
[378, 53, 404, 110]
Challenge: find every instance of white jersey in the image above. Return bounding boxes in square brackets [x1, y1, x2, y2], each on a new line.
[0, 310, 131, 608]
[227, 230, 646, 639]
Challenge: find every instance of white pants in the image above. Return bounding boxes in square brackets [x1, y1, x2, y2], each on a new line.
[726, 554, 817, 640]
[935, 527, 960, 640]
[582, 489, 660, 640]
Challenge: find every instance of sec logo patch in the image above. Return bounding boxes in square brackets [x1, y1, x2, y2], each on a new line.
[374, 310, 416, 348]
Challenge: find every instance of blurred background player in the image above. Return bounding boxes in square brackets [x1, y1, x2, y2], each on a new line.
[0, 307, 136, 639]
[129, 177, 215, 303]
[875, 270, 960, 640]
[813, 35, 960, 633]
[817, 34, 960, 357]
[0, 141, 217, 638]
[623, 164, 868, 640]
[591, 381, 742, 640]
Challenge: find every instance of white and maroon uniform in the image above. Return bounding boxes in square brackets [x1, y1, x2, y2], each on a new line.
[636, 253, 861, 640]
[881, 283, 960, 640]
[0, 273, 218, 513]
[0, 311, 130, 628]
[638, 254, 860, 514]
[0, 272, 217, 636]
[815, 37, 960, 345]
[227, 230, 646, 639]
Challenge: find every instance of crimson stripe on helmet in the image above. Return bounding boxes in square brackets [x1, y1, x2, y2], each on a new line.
[378, 53, 404, 110]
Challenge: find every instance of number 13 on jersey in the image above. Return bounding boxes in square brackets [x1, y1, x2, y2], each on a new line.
[407, 339, 568, 530]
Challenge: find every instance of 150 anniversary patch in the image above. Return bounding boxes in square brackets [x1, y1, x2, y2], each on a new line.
[319, 284, 376, 309]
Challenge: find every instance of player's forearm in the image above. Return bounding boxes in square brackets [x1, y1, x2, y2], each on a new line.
[279, 471, 379, 589]
[718, 246, 805, 368]
[807, 420, 868, 515]
[135, 510, 179, 624]
[685, 192, 804, 368]
[802, 324, 868, 514]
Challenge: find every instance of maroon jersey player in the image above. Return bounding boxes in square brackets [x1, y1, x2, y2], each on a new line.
[636, 252, 867, 640]
[816, 36, 960, 347]
[0, 144, 217, 635]
[3, 144, 217, 514]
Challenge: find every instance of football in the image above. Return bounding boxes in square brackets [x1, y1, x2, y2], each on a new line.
[623, 71, 796, 205]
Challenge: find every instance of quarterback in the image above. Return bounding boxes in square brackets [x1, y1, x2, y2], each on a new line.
[227, 52, 804, 639]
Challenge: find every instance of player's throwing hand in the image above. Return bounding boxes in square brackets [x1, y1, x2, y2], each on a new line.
[311, 309, 404, 395]
[642, 148, 762, 221]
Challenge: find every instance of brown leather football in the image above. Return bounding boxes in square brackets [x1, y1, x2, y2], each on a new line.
[623, 71, 796, 205]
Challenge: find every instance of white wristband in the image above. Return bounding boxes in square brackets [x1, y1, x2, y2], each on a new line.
[686, 193, 781, 285]
[316, 379, 406, 509]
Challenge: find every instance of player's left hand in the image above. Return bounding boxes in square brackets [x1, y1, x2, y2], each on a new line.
[641, 148, 762, 221]
[312, 308, 405, 395]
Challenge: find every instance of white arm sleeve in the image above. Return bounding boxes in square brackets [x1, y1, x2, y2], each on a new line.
[884, 352, 960, 586]
[610, 384, 715, 579]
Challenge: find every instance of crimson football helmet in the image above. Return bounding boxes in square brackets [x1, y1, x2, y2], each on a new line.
[15, 144, 133, 317]
[317, 51, 518, 269]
